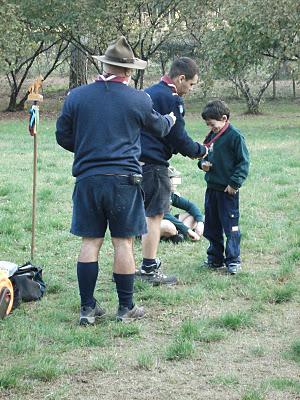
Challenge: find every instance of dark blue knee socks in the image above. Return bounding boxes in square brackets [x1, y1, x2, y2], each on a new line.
[113, 273, 135, 309]
[77, 261, 99, 307]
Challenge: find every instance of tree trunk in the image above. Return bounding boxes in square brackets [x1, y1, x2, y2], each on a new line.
[6, 80, 19, 112]
[69, 44, 87, 89]
[16, 96, 28, 111]
[235, 78, 261, 114]
[292, 71, 296, 98]
[233, 70, 278, 114]
[160, 54, 166, 76]
[139, 69, 145, 89]
[6, 90, 18, 112]
[272, 77, 276, 99]
[132, 70, 141, 89]
[235, 84, 239, 98]
[246, 98, 260, 114]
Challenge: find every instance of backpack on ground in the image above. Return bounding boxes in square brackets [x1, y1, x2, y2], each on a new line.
[0, 270, 14, 320]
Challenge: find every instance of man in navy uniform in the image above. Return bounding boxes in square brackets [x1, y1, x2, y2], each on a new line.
[138, 57, 207, 285]
[56, 37, 176, 324]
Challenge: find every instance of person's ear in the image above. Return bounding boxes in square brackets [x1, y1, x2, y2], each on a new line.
[179, 74, 185, 83]
[222, 115, 228, 122]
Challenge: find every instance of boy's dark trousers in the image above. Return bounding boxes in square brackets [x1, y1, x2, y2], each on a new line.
[204, 188, 241, 266]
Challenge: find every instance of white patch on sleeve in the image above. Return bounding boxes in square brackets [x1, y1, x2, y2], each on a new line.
[178, 104, 184, 114]
[232, 226, 239, 232]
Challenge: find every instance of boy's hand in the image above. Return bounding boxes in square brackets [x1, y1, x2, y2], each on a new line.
[224, 185, 238, 195]
[194, 221, 204, 237]
[187, 229, 200, 241]
[201, 161, 212, 172]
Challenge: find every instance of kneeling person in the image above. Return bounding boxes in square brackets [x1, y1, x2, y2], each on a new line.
[161, 167, 204, 243]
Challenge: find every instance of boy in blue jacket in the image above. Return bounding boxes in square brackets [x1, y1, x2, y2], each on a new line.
[161, 167, 204, 243]
[198, 100, 249, 274]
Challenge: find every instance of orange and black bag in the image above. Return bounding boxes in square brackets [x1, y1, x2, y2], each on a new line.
[0, 270, 14, 320]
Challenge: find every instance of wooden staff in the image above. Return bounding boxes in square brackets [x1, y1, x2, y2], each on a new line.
[27, 76, 43, 261]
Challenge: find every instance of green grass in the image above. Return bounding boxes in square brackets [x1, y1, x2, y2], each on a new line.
[136, 352, 155, 370]
[209, 311, 252, 331]
[284, 339, 300, 364]
[241, 390, 265, 400]
[265, 377, 300, 393]
[263, 283, 298, 304]
[250, 346, 266, 357]
[90, 354, 116, 372]
[165, 338, 195, 360]
[209, 374, 239, 386]
[0, 98, 299, 398]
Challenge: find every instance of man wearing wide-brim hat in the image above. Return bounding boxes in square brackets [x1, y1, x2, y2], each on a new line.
[56, 36, 176, 325]
[93, 36, 147, 70]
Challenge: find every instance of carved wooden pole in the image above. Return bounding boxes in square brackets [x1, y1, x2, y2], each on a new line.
[27, 77, 43, 261]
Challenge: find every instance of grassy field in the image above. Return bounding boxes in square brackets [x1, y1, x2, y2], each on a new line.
[0, 98, 299, 400]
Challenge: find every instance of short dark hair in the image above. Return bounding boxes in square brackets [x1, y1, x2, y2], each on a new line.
[169, 57, 199, 80]
[201, 100, 230, 121]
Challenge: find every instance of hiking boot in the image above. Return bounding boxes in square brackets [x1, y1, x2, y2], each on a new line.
[116, 304, 145, 322]
[79, 302, 106, 326]
[201, 260, 225, 269]
[136, 259, 177, 286]
[227, 263, 241, 275]
[135, 258, 161, 276]
[139, 270, 178, 286]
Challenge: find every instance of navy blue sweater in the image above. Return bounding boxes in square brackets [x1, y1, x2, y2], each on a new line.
[140, 81, 207, 166]
[56, 81, 173, 181]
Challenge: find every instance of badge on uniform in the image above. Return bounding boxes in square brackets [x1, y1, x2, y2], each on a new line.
[178, 104, 184, 114]
[209, 143, 214, 152]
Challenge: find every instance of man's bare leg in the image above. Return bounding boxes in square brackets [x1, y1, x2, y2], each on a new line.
[112, 237, 135, 274]
[78, 237, 103, 262]
[142, 214, 164, 259]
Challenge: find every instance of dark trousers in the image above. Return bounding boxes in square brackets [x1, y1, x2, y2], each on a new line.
[204, 188, 241, 266]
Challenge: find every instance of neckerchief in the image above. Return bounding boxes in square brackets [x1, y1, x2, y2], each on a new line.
[204, 122, 230, 148]
[96, 74, 129, 85]
[161, 75, 177, 94]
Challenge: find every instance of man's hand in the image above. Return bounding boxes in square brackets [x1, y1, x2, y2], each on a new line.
[194, 222, 204, 237]
[224, 185, 238, 195]
[168, 112, 176, 126]
[187, 229, 200, 241]
[201, 161, 212, 172]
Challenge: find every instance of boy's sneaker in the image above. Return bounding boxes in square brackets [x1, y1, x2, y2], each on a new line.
[140, 269, 178, 286]
[136, 259, 177, 286]
[227, 263, 241, 275]
[79, 302, 106, 326]
[116, 304, 145, 322]
[135, 258, 161, 276]
[201, 260, 225, 269]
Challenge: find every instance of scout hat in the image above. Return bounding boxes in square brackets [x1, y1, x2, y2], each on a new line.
[93, 36, 147, 70]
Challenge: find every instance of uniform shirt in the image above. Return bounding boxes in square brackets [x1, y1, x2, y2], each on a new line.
[199, 124, 249, 190]
[140, 81, 206, 166]
[56, 81, 173, 181]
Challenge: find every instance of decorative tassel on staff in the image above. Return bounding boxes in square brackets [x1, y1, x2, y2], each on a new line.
[27, 76, 44, 261]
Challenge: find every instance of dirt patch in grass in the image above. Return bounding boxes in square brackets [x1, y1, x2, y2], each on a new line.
[3, 296, 299, 400]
